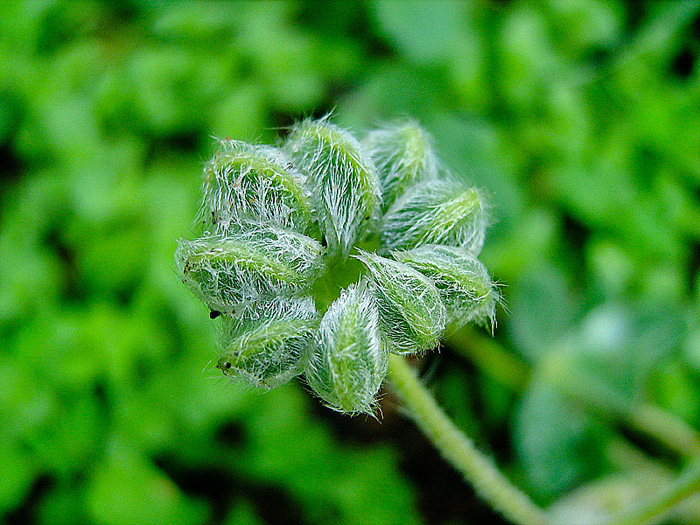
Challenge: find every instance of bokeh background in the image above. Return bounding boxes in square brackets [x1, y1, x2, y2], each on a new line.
[1, 1, 700, 524]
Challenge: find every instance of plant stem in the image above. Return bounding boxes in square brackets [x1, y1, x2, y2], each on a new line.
[449, 330, 700, 459]
[608, 459, 700, 525]
[605, 437, 661, 473]
[386, 354, 550, 525]
[546, 358, 700, 459]
[630, 403, 700, 458]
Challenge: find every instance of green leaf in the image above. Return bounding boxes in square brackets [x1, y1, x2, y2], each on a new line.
[371, 0, 467, 65]
[0, 438, 38, 513]
[507, 264, 581, 361]
[514, 380, 609, 500]
[571, 303, 687, 399]
[86, 440, 209, 525]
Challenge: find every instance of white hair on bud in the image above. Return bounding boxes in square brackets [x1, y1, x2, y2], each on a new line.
[175, 226, 323, 315]
[305, 281, 387, 415]
[201, 140, 315, 236]
[217, 297, 319, 389]
[394, 244, 500, 332]
[380, 178, 488, 256]
[355, 250, 446, 355]
[285, 117, 382, 260]
[177, 117, 500, 414]
[362, 120, 439, 211]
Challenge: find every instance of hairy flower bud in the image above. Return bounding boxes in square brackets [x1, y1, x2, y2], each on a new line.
[201, 140, 315, 235]
[285, 117, 381, 260]
[394, 245, 500, 331]
[216, 298, 319, 388]
[355, 250, 446, 355]
[363, 120, 438, 211]
[178, 118, 499, 415]
[305, 282, 387, 415]
[175, 226, 323, 314]
[380, 179, 487, 256]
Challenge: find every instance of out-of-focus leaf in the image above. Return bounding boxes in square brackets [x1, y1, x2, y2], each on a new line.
[339, 65, 450, 126]
[648, 359, 700, 427]
[570, 303, 686, 399]
[514, 379, 609, 500]
[371, 0, 467, 65]
[223, 500, 263, 525]
[427, 114, 523, 228]
[37, 484, 91, 525]
[549, 465, 700, 525]
[86, 440, 210, 525]
[507, 264, 581, 361]
[0, 439, 38, 513]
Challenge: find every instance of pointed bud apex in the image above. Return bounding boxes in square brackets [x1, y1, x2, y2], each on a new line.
[363, 120, 438, 211]
[175, 227, 323, 314]
[305, 282, 387, 415]
[381, 179, 487, 256]
[202, 140, 315, 235]
[285, 117, 381, 260]
[355, 251, 446, 355]
[216, 298, 319, 388]
[394, 245, 500, 331]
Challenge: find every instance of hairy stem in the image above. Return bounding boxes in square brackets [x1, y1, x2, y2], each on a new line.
[386, 354, 550, 525]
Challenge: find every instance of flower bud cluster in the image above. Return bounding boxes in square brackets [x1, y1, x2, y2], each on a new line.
[177, 117, 500, 415]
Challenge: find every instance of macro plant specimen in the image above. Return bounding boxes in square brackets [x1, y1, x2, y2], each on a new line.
[177, 117, 499, 411]
[175, 117, 700, 525]
[176, 117, 545, 524]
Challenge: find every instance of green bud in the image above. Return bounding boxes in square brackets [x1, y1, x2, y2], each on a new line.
[177, 118, 501, 416]
[394, 245, 500, 331]
[305, 281, 387, 415]
[380, 179, 487, 256]
[285, 117, 381, 260]
[362, 120, 438, 211]
[216, 298, 319, 388]
[202, 140, 315, 235]
[354, 250, 446, 355]
[175, 226, 323, 314]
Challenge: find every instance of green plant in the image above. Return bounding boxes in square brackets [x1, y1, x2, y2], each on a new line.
[174, 117, 700, 525]
[176, 117, 500, 415]
[175, 117, 549, 522]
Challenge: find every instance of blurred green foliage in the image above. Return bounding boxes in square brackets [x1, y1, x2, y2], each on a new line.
[1, 1, 699, 524]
